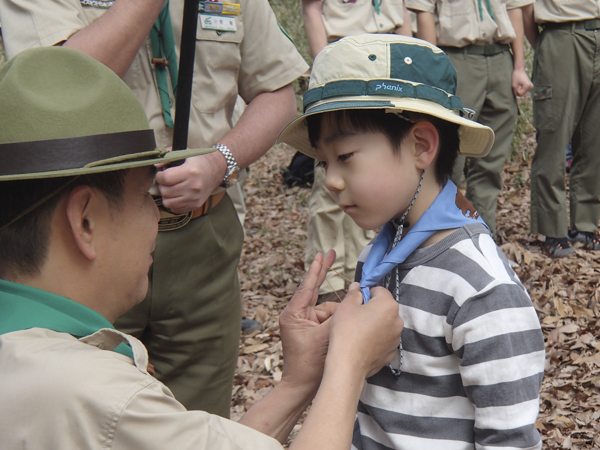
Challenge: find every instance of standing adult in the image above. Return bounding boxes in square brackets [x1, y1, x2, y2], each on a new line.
[301, 0, 412, 301]
[0, 0, 308, 416]
[523, 1, 600, 256]
[408, 0, 533, 237]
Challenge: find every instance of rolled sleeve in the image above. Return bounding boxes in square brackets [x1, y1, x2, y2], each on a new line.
[0, 0, 88, 58]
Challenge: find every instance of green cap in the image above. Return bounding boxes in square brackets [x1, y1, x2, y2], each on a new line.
[278, 34, 495, 159]
[0, 46, 213, 181]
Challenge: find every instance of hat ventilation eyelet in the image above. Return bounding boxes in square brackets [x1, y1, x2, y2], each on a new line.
[368, 54, 377, 61]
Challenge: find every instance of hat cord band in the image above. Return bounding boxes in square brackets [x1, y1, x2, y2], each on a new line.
[303, 79, 464, 113]
[0, 130, 157, 177]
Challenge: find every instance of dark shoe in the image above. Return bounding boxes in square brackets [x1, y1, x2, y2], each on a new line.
[568, 230, 600, 251]
[543, 237, 575, 258]
[317, 289, 347, 305]
[241, 317, 262, 334]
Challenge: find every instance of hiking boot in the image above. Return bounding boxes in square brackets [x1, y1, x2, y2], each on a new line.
[543, 237, 575, 258]
[568, 230, 600, 251]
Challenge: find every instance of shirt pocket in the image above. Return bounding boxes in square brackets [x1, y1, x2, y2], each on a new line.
[191, 15, 245, 114]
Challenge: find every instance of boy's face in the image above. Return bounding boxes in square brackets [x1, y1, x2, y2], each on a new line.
[314, 119, 423, 231]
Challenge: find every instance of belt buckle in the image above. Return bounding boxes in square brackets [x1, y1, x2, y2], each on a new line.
[155, 197, 193, 232]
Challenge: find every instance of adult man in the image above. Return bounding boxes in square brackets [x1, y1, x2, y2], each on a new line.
[523, 1, 600, 256]
[0, 46, 403, 450]
[0, 0, 309, 415]
[300, 0, 411, 302]
[408, 0, 533, 237]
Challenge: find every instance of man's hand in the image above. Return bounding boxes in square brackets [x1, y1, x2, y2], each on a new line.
[327, 285, 403, 379]
[155, 151, 227, 213]
[512, 68, 533, 97]
[279, 250, 338, 392]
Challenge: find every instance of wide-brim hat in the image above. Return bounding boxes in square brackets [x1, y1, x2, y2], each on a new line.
[0, 47, 213, 181]
[278, 34, 494, 159]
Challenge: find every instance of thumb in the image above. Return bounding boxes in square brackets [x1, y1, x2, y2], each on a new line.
[343, 282, 364, 305]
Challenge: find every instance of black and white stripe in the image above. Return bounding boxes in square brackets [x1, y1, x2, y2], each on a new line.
[353, 224, 544, 450]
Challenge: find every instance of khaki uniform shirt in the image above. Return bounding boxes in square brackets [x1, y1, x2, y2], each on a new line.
[322, 0, 406, 42]
[0, 327, 284, 450]
[533, 0, 600, 24]
[0, 0, 308, 150]
[406, 0, 532, 46]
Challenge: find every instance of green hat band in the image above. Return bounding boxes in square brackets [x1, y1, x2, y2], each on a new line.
[0, 130, 157, 177]
[303, 79, 464, 113]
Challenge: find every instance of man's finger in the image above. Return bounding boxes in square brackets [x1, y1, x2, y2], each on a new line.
[314, 301, 338, 323]
[342, 283, 364, 305]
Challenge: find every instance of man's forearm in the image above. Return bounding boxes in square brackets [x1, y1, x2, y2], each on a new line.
[415, 11, 437, 45]
[521, 4, 538, 48]
[62, 0, 165, 77]
[288, 359, 364, 450]
[238, 379, 317, 443]
[217, 83, 298, 171]
[508, 7, 526, 71]
[302, 0, 328, 59]
[395, 6, 414, 37]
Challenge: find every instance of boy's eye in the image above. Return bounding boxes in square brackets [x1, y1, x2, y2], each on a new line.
[316, 161, 327, 169]
[338, 152, 354, 162]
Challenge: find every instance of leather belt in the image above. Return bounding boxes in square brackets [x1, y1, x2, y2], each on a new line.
[155, 191, 227, 231]
[543, 19, 600, 31]
[440, 43, 511, 56]
[191, 191, 226, 219]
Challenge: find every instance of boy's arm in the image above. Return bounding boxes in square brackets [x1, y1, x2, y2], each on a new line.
[453, 284, 545, 449]
[415, 11, 437, 45]
[394, 5, 414, 37]
[508, 6, 534, 97]
[521, 3, 539, 48]
[301, 0, 328, 59]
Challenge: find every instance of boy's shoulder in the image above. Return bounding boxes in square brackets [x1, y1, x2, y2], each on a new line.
[356, 223, 524, 295]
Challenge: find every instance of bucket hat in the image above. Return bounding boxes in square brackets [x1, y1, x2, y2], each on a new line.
[278, 34, 494, 159]
[0, 46, 213, 181]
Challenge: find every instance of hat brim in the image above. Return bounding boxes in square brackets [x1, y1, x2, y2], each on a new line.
[278, 96, 494, 159]
[0, 146, 214, 181]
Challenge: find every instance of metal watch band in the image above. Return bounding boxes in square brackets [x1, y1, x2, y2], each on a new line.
[213, 143, 240, 188]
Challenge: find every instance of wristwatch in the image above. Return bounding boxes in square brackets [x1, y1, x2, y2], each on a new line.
[213, 143, 240, 188]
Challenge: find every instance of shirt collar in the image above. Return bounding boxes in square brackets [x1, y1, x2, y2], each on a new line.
[0, 279, 133, 359]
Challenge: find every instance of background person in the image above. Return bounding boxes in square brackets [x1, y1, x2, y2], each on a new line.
[300, 0, 412, 302]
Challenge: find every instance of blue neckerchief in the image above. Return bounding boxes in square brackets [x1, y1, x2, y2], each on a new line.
[360, 180, 489, 302]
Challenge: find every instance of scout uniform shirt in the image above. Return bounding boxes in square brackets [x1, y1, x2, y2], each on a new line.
[0, 0, 308, 152]
[0, 280, 284, 450]
[322, 0, 406, 42]
[406, 0, 531, 47]
[533, 0, 600, 23]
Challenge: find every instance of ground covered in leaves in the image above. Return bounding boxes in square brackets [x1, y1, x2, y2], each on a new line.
[232, 136, 600, 449]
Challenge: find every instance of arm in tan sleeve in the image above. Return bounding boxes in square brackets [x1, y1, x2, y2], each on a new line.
[508, 6, 534, 97]
[62, 0, 165, 77]
[415, 11, 437, 45]
[302, 0, 328, 59]
[521, 3, 539, 48]
[395, 4, 415, 37]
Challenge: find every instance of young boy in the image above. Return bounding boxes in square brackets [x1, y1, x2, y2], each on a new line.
[279, 34, 544, 449]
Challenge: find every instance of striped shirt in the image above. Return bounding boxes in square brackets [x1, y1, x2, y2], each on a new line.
[353, 223, 544, 450]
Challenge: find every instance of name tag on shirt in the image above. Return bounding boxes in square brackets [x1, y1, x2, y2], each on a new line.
[199, 1, 240, 15]
[200, 14, 237, 32]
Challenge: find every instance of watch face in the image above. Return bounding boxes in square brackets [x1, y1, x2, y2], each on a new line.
[229, 168, 240, 185]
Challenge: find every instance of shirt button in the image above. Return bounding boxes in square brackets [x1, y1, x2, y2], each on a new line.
[379, 23, 384, 29]
[482, 32, 487, 38]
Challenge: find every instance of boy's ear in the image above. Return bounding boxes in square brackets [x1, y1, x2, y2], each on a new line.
[410, 121, 439, 170]
[65, 185, 103, 261]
